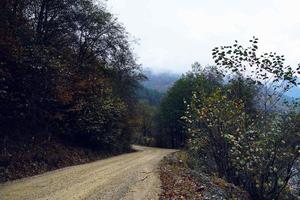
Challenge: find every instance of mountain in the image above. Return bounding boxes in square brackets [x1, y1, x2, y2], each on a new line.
[285, 86, 300, 98]
[142, 69, 180, 92]
[136, 86, 164, 106]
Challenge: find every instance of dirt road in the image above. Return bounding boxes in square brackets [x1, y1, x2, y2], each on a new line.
[0, 146, 176, 200]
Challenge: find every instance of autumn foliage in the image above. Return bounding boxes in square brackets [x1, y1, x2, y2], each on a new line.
[183, 39, 300, 199]
[0, 0, 142, 155]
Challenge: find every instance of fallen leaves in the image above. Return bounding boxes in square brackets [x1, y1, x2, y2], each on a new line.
[159, 154, 204, 200]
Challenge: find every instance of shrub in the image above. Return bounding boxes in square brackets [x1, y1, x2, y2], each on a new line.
[184, 89, 300, 199]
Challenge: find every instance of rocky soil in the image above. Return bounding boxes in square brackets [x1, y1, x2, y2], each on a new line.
[159, 152, 251, 200]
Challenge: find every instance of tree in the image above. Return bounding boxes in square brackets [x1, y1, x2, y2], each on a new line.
[131, 100, 157, 146]
[225, 76, 258, 116]
[212, 36, 299, 113]
[156, 64, 222, 148]
[0, 0, 142, 153]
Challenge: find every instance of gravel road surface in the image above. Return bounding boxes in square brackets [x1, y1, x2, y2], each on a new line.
[0, 146, 176, 200]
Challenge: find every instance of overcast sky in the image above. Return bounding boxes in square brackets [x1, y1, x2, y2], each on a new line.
[107, 0, 300, 73]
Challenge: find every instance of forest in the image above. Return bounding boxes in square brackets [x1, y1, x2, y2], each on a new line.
[0, 0, 145, 181]
[0, 0, 299, 200]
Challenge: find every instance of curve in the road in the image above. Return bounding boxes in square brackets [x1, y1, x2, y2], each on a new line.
[0, 146, 176, 200]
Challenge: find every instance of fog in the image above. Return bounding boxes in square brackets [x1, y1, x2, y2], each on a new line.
[107, 0, 300, 74]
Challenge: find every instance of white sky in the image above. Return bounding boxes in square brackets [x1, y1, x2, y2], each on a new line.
[107, 0, 300, 73]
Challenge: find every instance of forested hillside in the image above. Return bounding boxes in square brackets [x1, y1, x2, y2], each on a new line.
[142, 69, 179, 92]
[0, 0, 144, 181]
[286, 86, 300, 98]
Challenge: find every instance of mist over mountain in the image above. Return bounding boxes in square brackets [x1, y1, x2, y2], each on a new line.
[142, 69, 180, 92]
[142, 69, 299, 100]
[285, 86, 300, 98]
